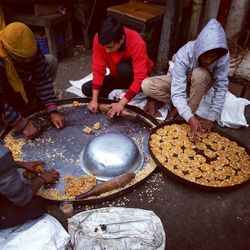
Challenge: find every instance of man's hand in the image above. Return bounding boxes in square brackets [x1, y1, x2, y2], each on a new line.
[107, 102, 124, 118]
[88, 99, 98, 113]
[29, 169, 60, 195]
[39, 169, 59, 184]
[200, 118, 214, 132]
[50, 113, 65, 129]
[17, 161, 45, 173]
[22, 120, 39, 139]
[107, 99, 127, 118]
[188, 116, 203, 143]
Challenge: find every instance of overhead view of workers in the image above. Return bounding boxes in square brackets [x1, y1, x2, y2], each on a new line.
[0, 1, 250, 249]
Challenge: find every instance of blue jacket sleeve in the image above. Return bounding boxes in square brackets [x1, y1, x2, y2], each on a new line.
[0, 146, 33, 206]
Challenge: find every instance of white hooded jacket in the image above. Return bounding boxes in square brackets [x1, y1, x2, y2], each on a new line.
[169, 18, 230, 122]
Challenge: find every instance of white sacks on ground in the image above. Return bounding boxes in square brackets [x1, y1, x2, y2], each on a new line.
[196, 88, 250, 128]
[67, 68, 110, 97]
[0, 214, 70, 250]
[68, 207, 166, 250]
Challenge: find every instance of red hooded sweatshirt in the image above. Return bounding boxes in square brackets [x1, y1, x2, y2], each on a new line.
[92, 27, 154, 101]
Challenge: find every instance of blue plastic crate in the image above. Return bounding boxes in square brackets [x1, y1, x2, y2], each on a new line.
[36, 32, 65, 58]
[36, 37, 49, 55]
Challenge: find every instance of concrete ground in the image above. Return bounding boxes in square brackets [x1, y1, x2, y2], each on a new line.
[54, 46, 92, 98]
[54, 49, 250, 250]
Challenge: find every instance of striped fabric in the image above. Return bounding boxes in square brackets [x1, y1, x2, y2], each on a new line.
[0, 45, 58, 131]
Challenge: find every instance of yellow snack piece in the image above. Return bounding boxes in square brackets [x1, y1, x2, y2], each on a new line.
[83, 126, 93, 134]
[93, 122, 101, 130]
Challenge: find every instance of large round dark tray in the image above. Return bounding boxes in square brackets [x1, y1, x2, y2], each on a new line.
[2, 98, 159, 204]
[149, 120, 250, 191]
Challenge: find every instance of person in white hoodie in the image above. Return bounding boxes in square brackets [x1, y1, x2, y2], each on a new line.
[142, 18, 229, 142]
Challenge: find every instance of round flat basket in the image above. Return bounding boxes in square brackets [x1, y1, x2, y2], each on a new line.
[148, 120, 250, 190]
[2, 98, 158, 202]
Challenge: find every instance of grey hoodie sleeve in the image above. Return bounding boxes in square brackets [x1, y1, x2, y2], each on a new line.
[0, 146, 33, 206]
[203, 55, 229, 121]
[171, 44, 194, 122]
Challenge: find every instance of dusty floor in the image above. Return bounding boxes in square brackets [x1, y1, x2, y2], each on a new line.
[54, 46, 92, 98]
[51, 49, 250, 250]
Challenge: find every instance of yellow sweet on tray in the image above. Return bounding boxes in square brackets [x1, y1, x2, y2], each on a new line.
[83, 126, 93, 134]
[72, 101, 80, 107]
[64, 175, 96, 197]
[149, 124, 250, 188]
[93, 122, 101, 130]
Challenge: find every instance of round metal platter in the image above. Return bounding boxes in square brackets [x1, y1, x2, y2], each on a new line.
[2, 98, 158, 202]
[149, 120, 250, 190]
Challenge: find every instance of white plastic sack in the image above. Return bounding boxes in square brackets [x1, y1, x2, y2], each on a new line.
[67, 69, 110, 97]
[0, 214, 70, 250]
[68, 207, 166, 250]
[196, 89, 250, 128]
[219, 92, 250, 128]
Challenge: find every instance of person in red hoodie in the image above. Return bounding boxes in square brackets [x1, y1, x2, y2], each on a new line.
[82, 16, 154, 118]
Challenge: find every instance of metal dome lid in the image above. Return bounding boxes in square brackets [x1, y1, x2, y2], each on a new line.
[80, 132, 144, 181]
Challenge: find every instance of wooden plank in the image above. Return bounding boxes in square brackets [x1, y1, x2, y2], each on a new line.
[107, 2, 165, 22]
[6, 11, 73, 60]
[64, 20, 73, 56]
[156, 0, 181, 73]
[34, 4, 58, 17]
[7, 12, 72, 27]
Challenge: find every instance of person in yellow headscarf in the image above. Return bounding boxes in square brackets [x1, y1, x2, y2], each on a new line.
[0, 22, 65, 139]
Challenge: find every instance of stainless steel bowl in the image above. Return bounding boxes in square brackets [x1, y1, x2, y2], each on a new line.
[80, 132, 144, 181]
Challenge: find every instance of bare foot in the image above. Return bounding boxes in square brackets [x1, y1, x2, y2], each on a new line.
[166, 105, 178, 120]
[144, 98, 164, 117]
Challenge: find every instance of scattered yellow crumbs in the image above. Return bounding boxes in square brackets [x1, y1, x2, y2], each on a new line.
[83, 126, 93, 134]
[64, 175, 96, 197]
[72, 101, 80, 107]
[93, 122, 101, 130]
[4, 134, 25, 161]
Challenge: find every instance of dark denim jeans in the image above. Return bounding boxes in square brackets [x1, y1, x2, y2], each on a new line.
[82, 59, 134, 98]
[0, 194, 46, 229]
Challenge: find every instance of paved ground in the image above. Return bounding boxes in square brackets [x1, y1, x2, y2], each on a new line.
[51, 49, 250, 250]
[54, 46, 92, 98]
[0, 48, 246, 249]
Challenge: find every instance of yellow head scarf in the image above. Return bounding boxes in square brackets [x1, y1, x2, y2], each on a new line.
[0, 22, 37, 103]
